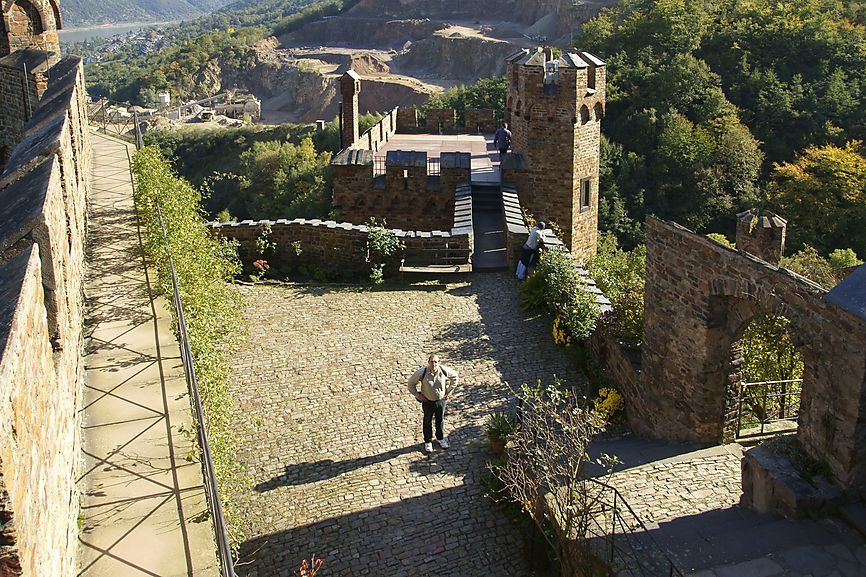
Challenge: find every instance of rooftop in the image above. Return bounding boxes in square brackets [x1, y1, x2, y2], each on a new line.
[374, 133, 500, 185]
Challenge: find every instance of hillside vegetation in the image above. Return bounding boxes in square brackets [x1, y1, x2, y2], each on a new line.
[81, 0, 356, 103]
[61, 0, 233, 27]
[577, 0, 866, 258]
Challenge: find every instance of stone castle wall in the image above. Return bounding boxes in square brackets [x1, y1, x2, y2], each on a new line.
[354, 107, 397, 152]
[0, 49, 55, 166]
[0, 55, 90, 577]
[331, 149, 465, 231]
[641, 217, 866, 489]
[209, 218, 471, 274]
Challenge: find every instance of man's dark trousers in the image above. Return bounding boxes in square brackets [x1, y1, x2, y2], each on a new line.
[422, 399, 446, 442]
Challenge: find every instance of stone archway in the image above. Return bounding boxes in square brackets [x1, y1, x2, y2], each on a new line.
[704, 293, 810, 442]
[3, 0, 44, 52]
[637, 217, 866, 489]
[0, 14, 9, 56]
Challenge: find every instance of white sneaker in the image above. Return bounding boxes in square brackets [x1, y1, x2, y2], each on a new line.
[424, 442, 434, 453]
[437, 438, 449, 449]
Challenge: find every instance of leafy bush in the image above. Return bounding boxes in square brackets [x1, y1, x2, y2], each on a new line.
[586, 234, 646, 345]
[829, 248, 863, 271]
[131, 145, 247, 543]
[365, 218, 405, 284]
[524, 248, 602, 341]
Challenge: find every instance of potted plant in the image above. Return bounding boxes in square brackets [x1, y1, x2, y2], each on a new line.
[487, 412, 516, 456]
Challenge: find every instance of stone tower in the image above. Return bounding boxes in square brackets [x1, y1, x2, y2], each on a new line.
[1, 0, 62, 164]
[1, 0, 61, 57]
[505, 48, 605, 260]
[736, 209, 787, 265]
[340, 69, 360, 149]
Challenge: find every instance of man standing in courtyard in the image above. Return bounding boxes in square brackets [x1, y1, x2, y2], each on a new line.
[493, 122, 512, 159]
[408, 353, 459, 453]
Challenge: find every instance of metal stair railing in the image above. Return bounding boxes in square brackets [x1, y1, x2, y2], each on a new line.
[583, 478, 685, 577]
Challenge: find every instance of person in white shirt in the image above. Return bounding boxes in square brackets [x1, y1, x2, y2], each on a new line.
[408, 353, 459, 453]
[517, 221, 546, 279]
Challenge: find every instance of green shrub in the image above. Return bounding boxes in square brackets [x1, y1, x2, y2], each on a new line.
[586, 234, 645, 346]
[486, 412, 517, 442]
[365, 218, 404, 284]
[132, 145, 247, 544]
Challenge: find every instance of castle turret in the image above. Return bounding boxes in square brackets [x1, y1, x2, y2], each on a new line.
[505, 48, 605, 260]
[1, 0, 61, 58]
[340, 70, 360, 149]
[736, 209, 787, 265]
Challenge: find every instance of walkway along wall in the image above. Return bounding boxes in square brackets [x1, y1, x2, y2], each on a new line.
[640, 217, 866, 490]
[0, 55, 90, 576]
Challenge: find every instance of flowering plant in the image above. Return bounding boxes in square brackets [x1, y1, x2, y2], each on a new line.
[298, 556, 325, 577]
[250, 259, 270, 282]
[552, 315, 572, 347]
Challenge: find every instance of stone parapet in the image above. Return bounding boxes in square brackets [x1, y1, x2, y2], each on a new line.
[464, 108, 496, 133]
[0, 55, 90, 577]
[741, 445, 842, 519]
[396, 106, 418, 132]
[210, 218, 471, 275]
[642, 216, 866, 491]
[736, 209, 787, 265]
[356, 107, 397, 152]
[426, 108, 456, 133]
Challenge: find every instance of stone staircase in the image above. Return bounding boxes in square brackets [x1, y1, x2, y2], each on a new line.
[584, 438, 866, 576]
[471, 184, 509, 271]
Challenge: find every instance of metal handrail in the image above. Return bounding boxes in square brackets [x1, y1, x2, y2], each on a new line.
[155, 203, 237, 577]
[126, 118, 235, 575]
[372, 155, 441, 177]
[583, 478, 685, 577]
[737, 378, 802, 438]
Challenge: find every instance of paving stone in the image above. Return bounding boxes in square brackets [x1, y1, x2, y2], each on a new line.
[714, 558, 784, 577]
[227, 274, 579, 576]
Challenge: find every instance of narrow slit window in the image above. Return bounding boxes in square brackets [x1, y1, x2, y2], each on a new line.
[580, 177, 591, 211]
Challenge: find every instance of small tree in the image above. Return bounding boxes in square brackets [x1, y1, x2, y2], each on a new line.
[498, 381, 616, 577]
[365, 218, 404, 284]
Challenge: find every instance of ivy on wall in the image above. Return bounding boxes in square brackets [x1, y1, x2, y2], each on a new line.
[131, 145, 247, 543]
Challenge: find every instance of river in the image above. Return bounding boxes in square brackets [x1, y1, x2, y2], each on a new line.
[58, 21, 178, 44]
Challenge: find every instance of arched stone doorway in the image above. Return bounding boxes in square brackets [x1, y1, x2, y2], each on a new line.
[638, 217, 866, 490]
[706, 295, 807, 442]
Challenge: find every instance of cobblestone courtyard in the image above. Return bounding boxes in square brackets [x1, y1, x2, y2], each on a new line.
[228, 274, 579, 577]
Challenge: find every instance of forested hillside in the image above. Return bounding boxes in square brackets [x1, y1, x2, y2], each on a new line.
[576, 0, 866, 259]
[61, 0, 233, 27]
[80, 0, 353, 102]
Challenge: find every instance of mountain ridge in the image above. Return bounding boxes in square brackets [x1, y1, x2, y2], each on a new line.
[61, 0, 236, 27]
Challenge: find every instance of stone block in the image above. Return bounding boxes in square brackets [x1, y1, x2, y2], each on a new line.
[741, 445, 843, 519]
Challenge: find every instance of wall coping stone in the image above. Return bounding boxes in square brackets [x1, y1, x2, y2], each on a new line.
[0, 157, 54, 254]
[0, 49, 53, 73]
[209, 218, 472, 240]
[332, 148, 373, 165]
[0, 246, 37, 353]
[0, 113, 65, 189]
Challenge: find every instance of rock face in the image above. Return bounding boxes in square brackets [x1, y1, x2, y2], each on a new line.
[281, 18, 444, 49]
[395, 32, 516, 80]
